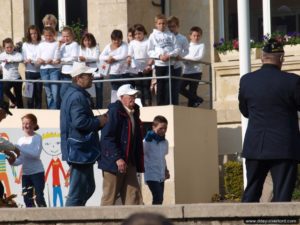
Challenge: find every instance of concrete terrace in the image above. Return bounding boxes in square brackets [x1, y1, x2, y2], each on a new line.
[1, 203, 300, 224]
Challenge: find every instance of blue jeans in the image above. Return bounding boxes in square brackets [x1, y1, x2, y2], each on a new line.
[22, 172, 47, 207]
[25, 71, 42, 109]
[66, 164, 95, 206]
[40, 68, 61, 109]
[60, 73, 72, 99]
[146, 180, 165, 205]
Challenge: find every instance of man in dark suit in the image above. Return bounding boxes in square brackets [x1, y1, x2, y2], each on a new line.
[239, 38, 300, 202]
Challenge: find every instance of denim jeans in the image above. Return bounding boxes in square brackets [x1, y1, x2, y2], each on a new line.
[60, 73, 72, 99]
[40, 68, 61, 109]
[25, 71, 42, 109]
[22, 172, 47, 207]
[66, 164, 95, 206]
[146, 180, 165, 205]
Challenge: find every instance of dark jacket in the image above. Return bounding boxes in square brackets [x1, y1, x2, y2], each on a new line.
[239, 64, 300, 160]
[60, 84, 100, 164]
[98, 100, 144, 173]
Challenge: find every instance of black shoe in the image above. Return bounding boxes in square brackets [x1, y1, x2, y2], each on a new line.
[193, 97, 204, 107]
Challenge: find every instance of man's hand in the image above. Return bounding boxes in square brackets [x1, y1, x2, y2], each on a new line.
[12, 147, 20, 158]
[98, 113, 108, 128]
[116, 159, 127, 173]
[0, 109, 6, 121]
[4, 150, 16, 165]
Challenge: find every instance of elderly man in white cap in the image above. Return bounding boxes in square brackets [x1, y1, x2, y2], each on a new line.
[60, 62, 108, 206]
[98, 84, 144, 205]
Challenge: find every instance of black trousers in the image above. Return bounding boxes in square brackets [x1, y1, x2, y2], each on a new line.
[155, 65, 175, 106]
[3, 80, 23, 108]
[242, 159, 297, 202]
[0, 181, 4, 198]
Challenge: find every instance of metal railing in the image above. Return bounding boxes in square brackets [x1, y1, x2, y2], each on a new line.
[0, 58, 212, 109]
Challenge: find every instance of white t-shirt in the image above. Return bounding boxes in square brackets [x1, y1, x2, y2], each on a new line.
[79, 45, 100, 68]
[0, 51, 23, 80]
[148, 28, 180, 66]
[60, 41, 79, 74]
[37, 41, 61, 69]
[174, 33, 189, 69]
[128, 38, 150, 74]
[183, 42, 205, 74]
[22, 42, 40, 73]
[99, 42, 128, 75]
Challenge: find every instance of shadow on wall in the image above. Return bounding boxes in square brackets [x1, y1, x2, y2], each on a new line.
[218, 126, 242, 155]
[217, 126, 243, 197]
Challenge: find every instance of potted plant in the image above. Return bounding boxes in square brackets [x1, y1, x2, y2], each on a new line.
[283, 32, 300, 56]
[214, 38, 262, 62]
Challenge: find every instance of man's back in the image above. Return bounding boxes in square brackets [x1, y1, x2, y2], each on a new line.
[239, 64, 300, 160]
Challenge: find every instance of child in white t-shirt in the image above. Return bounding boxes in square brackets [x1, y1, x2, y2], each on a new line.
[148, 14, 180, 105]
[59, 26, 79, 99]
[180, 26, 205, 107]
[99, 29, 128, 103]
[37, 26, 61, 109]
[22, 25, 42, 109]
[167, 16, 189, 105]
[79, 33, 102, 108]
[0, 38, 23, 108]
[127, 24, 153, 106]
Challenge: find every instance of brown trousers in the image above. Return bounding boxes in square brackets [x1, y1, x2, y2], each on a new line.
[101, 164, 143, 205]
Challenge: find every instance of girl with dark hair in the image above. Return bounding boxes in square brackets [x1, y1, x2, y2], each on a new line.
[100, 29, 128, 102]
[22, 25, 43, 108]
[79, 33, 103, 108]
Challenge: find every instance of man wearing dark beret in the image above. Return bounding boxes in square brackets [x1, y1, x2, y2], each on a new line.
[239, 39, 300, 202]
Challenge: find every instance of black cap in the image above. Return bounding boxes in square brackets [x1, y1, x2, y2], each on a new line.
[0, 101, 13, 116]
[262, 38, 284, 53]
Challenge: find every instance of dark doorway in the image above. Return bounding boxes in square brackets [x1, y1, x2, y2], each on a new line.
[34, 0, 58, 31]
[66, 0, 87, 28]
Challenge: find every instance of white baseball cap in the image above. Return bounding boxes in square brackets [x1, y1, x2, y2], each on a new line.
[117, 84, 140, 98]
[70, 62, 97, 77]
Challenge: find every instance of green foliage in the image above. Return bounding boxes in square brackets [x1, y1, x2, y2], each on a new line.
[69, 22, 85, 43]
[292, 165, 300, 201]
[213, 38, 237, 54]
[214, 38, 263, 54]
[223, 161, 244, 201]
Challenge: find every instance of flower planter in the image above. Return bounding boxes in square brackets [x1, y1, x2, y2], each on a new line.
[284, 44, 300, 57]
[217, 48, 260, 62]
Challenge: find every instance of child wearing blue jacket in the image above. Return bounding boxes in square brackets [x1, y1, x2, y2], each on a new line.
[143, 115, 170, 204]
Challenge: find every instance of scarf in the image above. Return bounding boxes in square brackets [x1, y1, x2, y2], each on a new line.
[144, 130, 165, 143]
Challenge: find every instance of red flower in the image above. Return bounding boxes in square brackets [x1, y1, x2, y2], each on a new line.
[233, 39, 239, 50]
